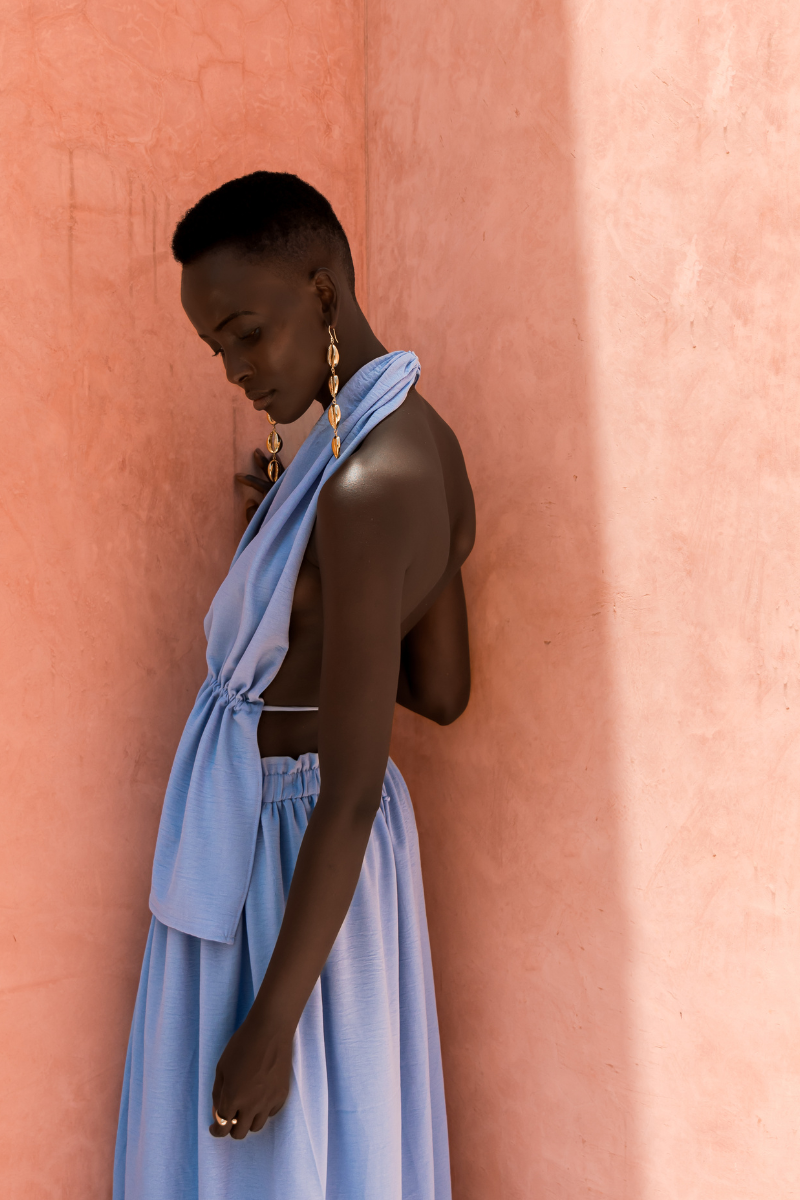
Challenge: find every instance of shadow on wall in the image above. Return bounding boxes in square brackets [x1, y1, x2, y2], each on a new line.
[369, 0, 642, 1195]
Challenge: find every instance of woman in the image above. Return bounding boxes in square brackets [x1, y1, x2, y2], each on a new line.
[114, 172, 475, 1200]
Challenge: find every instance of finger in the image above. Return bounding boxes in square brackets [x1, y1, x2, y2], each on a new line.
[235, 473, 270, 494]
[209, 1107, 232, 1138]
[210, 1083, 235, 1138]
[230, 1109, 253, 1140]
[250, 1110, 269, 1133]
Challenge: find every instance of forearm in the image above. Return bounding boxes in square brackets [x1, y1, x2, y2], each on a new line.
[250, 790, 380, 1031]
[252, 676, 395, 1028]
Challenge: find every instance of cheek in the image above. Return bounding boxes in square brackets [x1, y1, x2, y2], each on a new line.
[275, 318, 327, 399]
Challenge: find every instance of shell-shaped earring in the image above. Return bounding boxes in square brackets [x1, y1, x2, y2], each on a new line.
[264, 413, 282, 482]
[327, 326, 341, 458]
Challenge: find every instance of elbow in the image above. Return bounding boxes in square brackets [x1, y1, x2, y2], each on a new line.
[432, 709, 459, 727]
[429, 684, 470, 726]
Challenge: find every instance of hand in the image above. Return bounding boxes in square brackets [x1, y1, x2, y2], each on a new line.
[236, 447, 284, 524]
[209, 1008, 293, 1140]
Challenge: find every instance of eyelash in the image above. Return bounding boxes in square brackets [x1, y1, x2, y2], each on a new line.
[211, 329, 260, 357]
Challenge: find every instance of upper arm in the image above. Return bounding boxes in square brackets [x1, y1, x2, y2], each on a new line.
[314, 464, 413, 813]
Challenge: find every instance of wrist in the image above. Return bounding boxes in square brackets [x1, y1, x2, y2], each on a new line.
[249, 981, 304, 1035]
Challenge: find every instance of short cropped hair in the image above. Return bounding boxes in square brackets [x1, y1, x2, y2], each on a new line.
[172, 172, 355, 292]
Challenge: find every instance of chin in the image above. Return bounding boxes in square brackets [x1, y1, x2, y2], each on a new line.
[273, 399, 322, 425]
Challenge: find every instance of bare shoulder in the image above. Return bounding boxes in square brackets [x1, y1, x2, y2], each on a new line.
[322, 388, 471, 502]
[317, 386, 474, 569]
[414, 389, 469, 476]
[318, 388, 439, 513]
[411, 388, 476, 560]
[413, 389, 474, 516]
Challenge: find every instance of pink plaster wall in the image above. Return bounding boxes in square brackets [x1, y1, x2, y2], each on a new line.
[371, 1, 800, 1197]
[571, 4, 800, 1195]
[369, 1, 637, 1195]
[0, 3, 365, 1195]
[3, 0, 800, 1197]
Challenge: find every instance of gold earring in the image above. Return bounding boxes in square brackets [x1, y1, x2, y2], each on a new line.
[327, 326, 340, 458]
[264, 413, 282, 482]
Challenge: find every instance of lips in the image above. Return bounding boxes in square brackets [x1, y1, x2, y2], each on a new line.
[247, 389, 276, 411]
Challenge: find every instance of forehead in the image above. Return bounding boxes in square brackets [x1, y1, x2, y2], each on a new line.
[180, 248, 303, 331]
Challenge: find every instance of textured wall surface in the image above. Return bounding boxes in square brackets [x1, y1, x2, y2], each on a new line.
[369, 1, 637, 1195]
[0, 2, 365, 1194]
[2, 0, 800, 1197]
[571, 3, 800, 1196]
[373, 1, 800, 1198]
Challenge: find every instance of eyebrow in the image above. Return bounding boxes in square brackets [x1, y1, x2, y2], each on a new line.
[213, 309, 257, 333]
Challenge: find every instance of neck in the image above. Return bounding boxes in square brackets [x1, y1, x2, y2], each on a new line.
[318, 300, 387, 405]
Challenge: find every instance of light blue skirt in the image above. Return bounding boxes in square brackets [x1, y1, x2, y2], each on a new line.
[113, 754, 451, 1199]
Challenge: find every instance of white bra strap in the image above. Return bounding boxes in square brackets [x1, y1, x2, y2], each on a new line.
[261, 705, 319, 712]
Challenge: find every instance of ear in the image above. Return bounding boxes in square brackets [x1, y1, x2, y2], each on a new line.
[312, 269, 339, 329]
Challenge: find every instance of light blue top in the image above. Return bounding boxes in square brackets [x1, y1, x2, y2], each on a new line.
[149, 351, 420, 944]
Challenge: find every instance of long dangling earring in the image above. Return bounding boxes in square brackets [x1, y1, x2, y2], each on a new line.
[264, 413, 282, 482]
[327, 326, 341, 458]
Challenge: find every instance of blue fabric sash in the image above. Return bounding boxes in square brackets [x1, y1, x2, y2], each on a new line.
[149, 351, 420, 943]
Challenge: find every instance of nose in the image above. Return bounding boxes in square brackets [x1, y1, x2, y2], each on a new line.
[225, 354, 254, 387]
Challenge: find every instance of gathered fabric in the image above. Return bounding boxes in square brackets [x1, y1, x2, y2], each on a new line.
[114, 754, 451, 1200]
[150, 352, 420, 944]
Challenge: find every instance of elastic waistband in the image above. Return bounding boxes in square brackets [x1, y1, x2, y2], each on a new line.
[260, 752, 391, 807]
[261, 752, 320, 803]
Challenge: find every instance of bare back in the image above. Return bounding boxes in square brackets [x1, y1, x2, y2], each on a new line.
[258, 387, 475, 757]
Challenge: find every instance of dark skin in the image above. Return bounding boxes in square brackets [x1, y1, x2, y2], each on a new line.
[180, 244, 475, 1140]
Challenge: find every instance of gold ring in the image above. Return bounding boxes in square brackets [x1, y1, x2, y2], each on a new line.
[213, 1108, 238, 1127]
